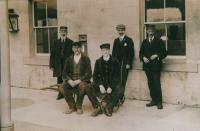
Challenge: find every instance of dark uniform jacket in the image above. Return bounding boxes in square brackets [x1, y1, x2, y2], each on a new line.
[139, 37, 167, 71]
[112, 35, 134, 69]
[93, 56, 120, 90]
[49, 38, 73, 77]
[62, 54, 92, 83]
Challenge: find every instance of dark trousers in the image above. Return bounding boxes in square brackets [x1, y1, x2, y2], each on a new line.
[57, 76, 64, 98]
[92, 84, 121, 111]
[57, 76, 63, 84]
[145, 70, 162, 104]
[63, 82, 99, 110]
[119, 62, 129, 100]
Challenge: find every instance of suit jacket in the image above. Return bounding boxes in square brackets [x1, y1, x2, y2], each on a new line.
[139, 37, 167, 71]
[49, 37, 73, 77]
[62, 54, 92, 82]
[112, 35, 134, 69]
[93, 56, 120, 90]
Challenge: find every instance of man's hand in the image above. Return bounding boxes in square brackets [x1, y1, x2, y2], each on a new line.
[74, 79, 81, 86]
[68, 80, 76, 87]
[99, 85, 106, 94]
[126, 64, 130, 69]
[150, 54, 158, 60]
[143, 57, 150, 63]
[107, 87, 112, 94]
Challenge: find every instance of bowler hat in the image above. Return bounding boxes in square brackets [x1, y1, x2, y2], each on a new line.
[60, 26, 68, 30]
[146, 24, 155, 31]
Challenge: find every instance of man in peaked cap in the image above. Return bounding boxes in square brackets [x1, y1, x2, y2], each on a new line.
[91, 43, 121, 117]
[112, 24, 135, 105]
[49, 26, 74, 100]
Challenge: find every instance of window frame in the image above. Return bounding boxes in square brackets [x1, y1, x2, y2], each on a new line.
[32, 0, 58, 56]
[143, 0, 186, 58]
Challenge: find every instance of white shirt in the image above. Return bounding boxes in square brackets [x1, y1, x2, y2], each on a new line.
[149, 36, 154, 43]
[60, 36, 66, 43]
[119, 35, 125, 41]
[103, 55, 110, 61]
[74, 54, 81, 64]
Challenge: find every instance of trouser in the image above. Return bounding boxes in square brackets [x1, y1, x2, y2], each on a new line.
[92, 83, 121, 112]
[57, 76, 64, 98]
[145, 70, 162, 104]
[119, 61, 129, 100]
[63, 81, 99, 110]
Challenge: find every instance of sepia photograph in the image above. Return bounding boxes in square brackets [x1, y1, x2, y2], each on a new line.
[0, 0, 200, 131]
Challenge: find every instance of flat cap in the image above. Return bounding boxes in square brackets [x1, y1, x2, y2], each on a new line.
[100, 43, 110, 49]
[116, 24, 126, 30]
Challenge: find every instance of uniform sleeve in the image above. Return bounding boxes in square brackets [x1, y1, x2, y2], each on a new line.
[93, 60, 102, 86]
[112, 59, 121, 86]
[139, 40, 145, 62]
[49, 40, 56, 68]
[158, 39, 167, 60]
[127, 38, 135, 69]
[112, 39, 117, 58]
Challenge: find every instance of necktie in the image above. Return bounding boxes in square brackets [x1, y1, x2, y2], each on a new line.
[149, 38, 152, 43]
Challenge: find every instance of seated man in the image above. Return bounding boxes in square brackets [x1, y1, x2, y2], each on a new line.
[91, 43, 121, 117]
[62, 42, 99, 114]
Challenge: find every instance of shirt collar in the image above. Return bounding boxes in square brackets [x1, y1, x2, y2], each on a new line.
[60, 36, 66, 42]
[74, 54, 81, 64]
[149, 36, 154, 42]
[103, 55, 110, 61]
[119, 35, 125, 41]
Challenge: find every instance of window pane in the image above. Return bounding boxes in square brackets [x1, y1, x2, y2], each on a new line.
[145, 0, 164, 22]
[49, 28, 58, 51]
[36, 28, 49, 53]
[167, 23, 185, 55]
[47, 0, 57, 26]
[166, 0, 185, 21]
[34, 1, 47, 26]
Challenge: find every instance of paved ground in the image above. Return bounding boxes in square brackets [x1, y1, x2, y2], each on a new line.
[11, 87, 200, 131]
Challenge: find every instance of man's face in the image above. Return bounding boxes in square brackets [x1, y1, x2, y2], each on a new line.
[117, 28, 125, 36]
[59, 29, 68, 37]
[72, 46, 81, 55]
[147, 29, 155, 39]
[101, 48, 110, 57]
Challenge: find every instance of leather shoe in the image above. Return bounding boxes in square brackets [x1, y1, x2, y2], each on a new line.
[104, 108, 112, 117]
[56, 92, 64, 100]
[77, 109, 83, 114]
[157, 104, 163, 109]
[146, 101, 157, 107]
[91, 107, 102, 117]
[113, 105, 119, 113]
[64, 108, 76, 114]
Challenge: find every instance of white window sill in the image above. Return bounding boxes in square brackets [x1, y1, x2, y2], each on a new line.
[132, 57, 198, 73]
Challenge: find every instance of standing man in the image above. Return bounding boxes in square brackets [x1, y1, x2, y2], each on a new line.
[139, 25, 167, 109]
[91, 43, 121, 117]
[112, 24, 134, 105]
[49, 26, 73, 100]
[62, 42, 99, 114]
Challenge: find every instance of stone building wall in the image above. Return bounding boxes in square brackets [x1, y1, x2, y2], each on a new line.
[8, 0, 200, 105]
